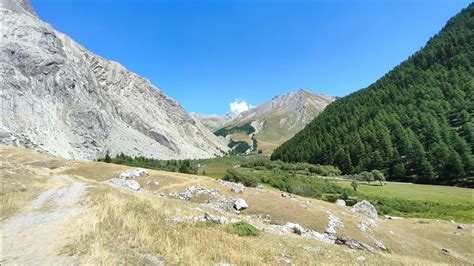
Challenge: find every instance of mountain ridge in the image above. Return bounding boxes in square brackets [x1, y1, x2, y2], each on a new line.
[0, 0, 229, 160]
[212, 89, 335, 154]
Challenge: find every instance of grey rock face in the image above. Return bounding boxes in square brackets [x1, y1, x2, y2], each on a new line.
[0, 0, 229, 160]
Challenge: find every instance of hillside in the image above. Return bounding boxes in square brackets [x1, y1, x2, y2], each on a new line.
[215, 89, 334, 154]
[2, 145, 472, 264]
[272, 4, 474, 186]
[0, 0, 228, 160]
[191, 113, 232, 132]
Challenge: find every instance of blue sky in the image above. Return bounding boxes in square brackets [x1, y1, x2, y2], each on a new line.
[33, 0, 471, 115]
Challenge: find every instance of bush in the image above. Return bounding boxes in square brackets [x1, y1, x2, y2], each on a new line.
[241, 159, 341, 176]
[223, 169, 259, 187]
[231, 221, 259, 236]
[345, 196, 360, 206]
[323, 193, 342, 203]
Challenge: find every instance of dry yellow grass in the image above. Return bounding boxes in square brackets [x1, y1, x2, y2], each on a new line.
[0, 145, 58, 219]
[62, 186, 383, 265]
[2, 145, 473, 265]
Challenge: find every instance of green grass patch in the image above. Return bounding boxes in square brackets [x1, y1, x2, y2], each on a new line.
[230, 221, 259, 236]
[336, 180, 474, 222]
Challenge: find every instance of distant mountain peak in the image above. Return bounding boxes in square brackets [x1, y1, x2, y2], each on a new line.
[212, 89, 335, 154]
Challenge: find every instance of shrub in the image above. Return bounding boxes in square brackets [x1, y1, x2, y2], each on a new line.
[231, 221, 259, 236]
[371, 170, 386, 185]
[323, 193, 342, 203]
[351, 180, 358, 191]
[223, 169, 259, 187]
[293, 227, 302, 235]
[345, 196, 360, 206]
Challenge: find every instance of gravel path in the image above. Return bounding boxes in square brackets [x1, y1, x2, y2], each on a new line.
[1, 175, 88, 265]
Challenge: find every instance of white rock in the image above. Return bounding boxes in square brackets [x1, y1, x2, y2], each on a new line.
[335, 199, 346, 206]
[126, 180, 141, 191]
[286, 222, 304, 233]
[384, 215, 403, 220]
[233, 198, 248, 211]
[231, 186, 244, 193]
[119, 168, 149, 179]
[352, 200, 378, 219]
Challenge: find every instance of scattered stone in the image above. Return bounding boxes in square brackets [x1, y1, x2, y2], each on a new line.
[119, 168, 148, 179]
[442, 248, 451, 255]
[169, 186, 220, 201]
[358, 218, 377, 233]
[231, 186, 244, 194]
[281, 192, 296, 199]
[352, 200, 378, 219]
[325, 213, 344, 235]
[303, 246, 322, 254]
[335, 199, 346, 206]
[335, 237, 375, 253]
[457, 225, 466, 230]
[153, 181, 160, 186]
[215, 263, 235, 266]
[265, 222, 334, 243]
[384, 215, 403, 220]
[257, 184, 264, 189]
[203, 197, 237, 213]
[373, 239, 387, 251]
[142, 253, 165, 266]
[357, 256, 366, 262]
[126, 180, 141, 191]
[233, 198, 248, 211]
[204, 212, 229, 224]
[103, 178, 142, 191]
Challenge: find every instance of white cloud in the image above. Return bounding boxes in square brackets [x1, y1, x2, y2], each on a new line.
[229, 99, 253, 115]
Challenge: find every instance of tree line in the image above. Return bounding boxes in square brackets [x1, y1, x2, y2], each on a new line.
[272, 4, 474, 187]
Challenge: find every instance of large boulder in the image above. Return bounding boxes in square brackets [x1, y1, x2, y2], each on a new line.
[352, 200, 378, 219]
[233, 198, 248, 211]
[335, 199, 346, 206]
[231, 185, 244, 194]
[119, 168, 149, 179]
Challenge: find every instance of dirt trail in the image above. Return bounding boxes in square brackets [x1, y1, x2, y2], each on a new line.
[1, 175, 88, 265]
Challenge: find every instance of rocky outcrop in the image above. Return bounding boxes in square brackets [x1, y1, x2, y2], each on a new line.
[118, 168, 149, 179]
[352, 200, 378, 219]
[0, 0, 229, 160]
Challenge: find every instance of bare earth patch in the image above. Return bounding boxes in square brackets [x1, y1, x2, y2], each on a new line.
[1, 175, 88, 265]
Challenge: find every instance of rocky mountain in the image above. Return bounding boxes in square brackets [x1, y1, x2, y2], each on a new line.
[214, 89, 335, 154]
[0, 0, 229, 160]
[190, 113, 232, 132]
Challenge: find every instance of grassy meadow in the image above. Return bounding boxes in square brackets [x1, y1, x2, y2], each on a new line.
[103, 154, 474, 223]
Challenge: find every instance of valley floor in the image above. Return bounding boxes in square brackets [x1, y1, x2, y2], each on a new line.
[1, 145, 472, 265]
